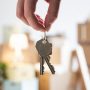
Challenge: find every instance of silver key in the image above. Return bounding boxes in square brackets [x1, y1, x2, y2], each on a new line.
[36, 33, 55, 75]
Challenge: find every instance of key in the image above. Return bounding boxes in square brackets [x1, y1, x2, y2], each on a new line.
[36, 39, 52, 58]
[36, 34, 55, 75]
[40, 57, 44, 75]
[44, 56, 55, 74]
[36, 39, 52, 75]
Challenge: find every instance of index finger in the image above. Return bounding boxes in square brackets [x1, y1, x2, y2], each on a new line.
[24, 0, 46, 31]
[16, 0, 29, 25]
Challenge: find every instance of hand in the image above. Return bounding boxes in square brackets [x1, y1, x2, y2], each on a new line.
[16, 0, 61, 32]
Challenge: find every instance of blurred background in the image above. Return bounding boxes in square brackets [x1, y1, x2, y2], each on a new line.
[0, 0, 90, 90]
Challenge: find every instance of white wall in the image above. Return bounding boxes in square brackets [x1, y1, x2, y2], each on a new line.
[59, 0, 90, 42]
[0, 0, 18, 25]
[0, 0, 22, 44]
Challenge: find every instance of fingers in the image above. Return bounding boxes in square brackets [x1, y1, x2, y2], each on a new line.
[16, 0, 46, 31]
[16, 0, 29, 25]
[45, 0, 61, 30]
[16, 0, 61, 31]
[24, 0, 45, 31]
[35, 15, 44, 26]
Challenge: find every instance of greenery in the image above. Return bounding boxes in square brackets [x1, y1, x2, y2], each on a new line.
[0, 62, 7, 79]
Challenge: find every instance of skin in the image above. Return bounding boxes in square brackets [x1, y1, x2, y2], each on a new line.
[16, 0, 61, 32]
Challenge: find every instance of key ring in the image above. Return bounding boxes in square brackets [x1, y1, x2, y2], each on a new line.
[42, 32, 47, 44]
[44, 32, 46, 40]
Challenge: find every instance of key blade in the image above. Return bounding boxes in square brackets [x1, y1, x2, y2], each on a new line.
[40, 57, 44, 75]
[45, 57, 55, 74]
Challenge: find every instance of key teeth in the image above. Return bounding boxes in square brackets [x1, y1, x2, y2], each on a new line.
[50, 65, 55, 74]
[52, 71, 55, 74]
[45, 56, 55, 74]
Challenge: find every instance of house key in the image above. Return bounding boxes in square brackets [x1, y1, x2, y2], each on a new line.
[36, 32, 55, 75]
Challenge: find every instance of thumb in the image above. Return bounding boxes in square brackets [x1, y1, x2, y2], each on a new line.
[45, 0, 61, 30]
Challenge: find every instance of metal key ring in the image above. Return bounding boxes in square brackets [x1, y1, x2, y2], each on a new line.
[44, 32, 46, 40]
[42, 32, 47, 44]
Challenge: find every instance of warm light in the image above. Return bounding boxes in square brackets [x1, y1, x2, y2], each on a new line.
[9, 33, 28, 50]
[9, 33, 29, 61]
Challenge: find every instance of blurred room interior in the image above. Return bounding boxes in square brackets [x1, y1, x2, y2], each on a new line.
[0, 0, 90, 90]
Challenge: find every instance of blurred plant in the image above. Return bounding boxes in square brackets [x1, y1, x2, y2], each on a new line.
[0, 62, 7, 80]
